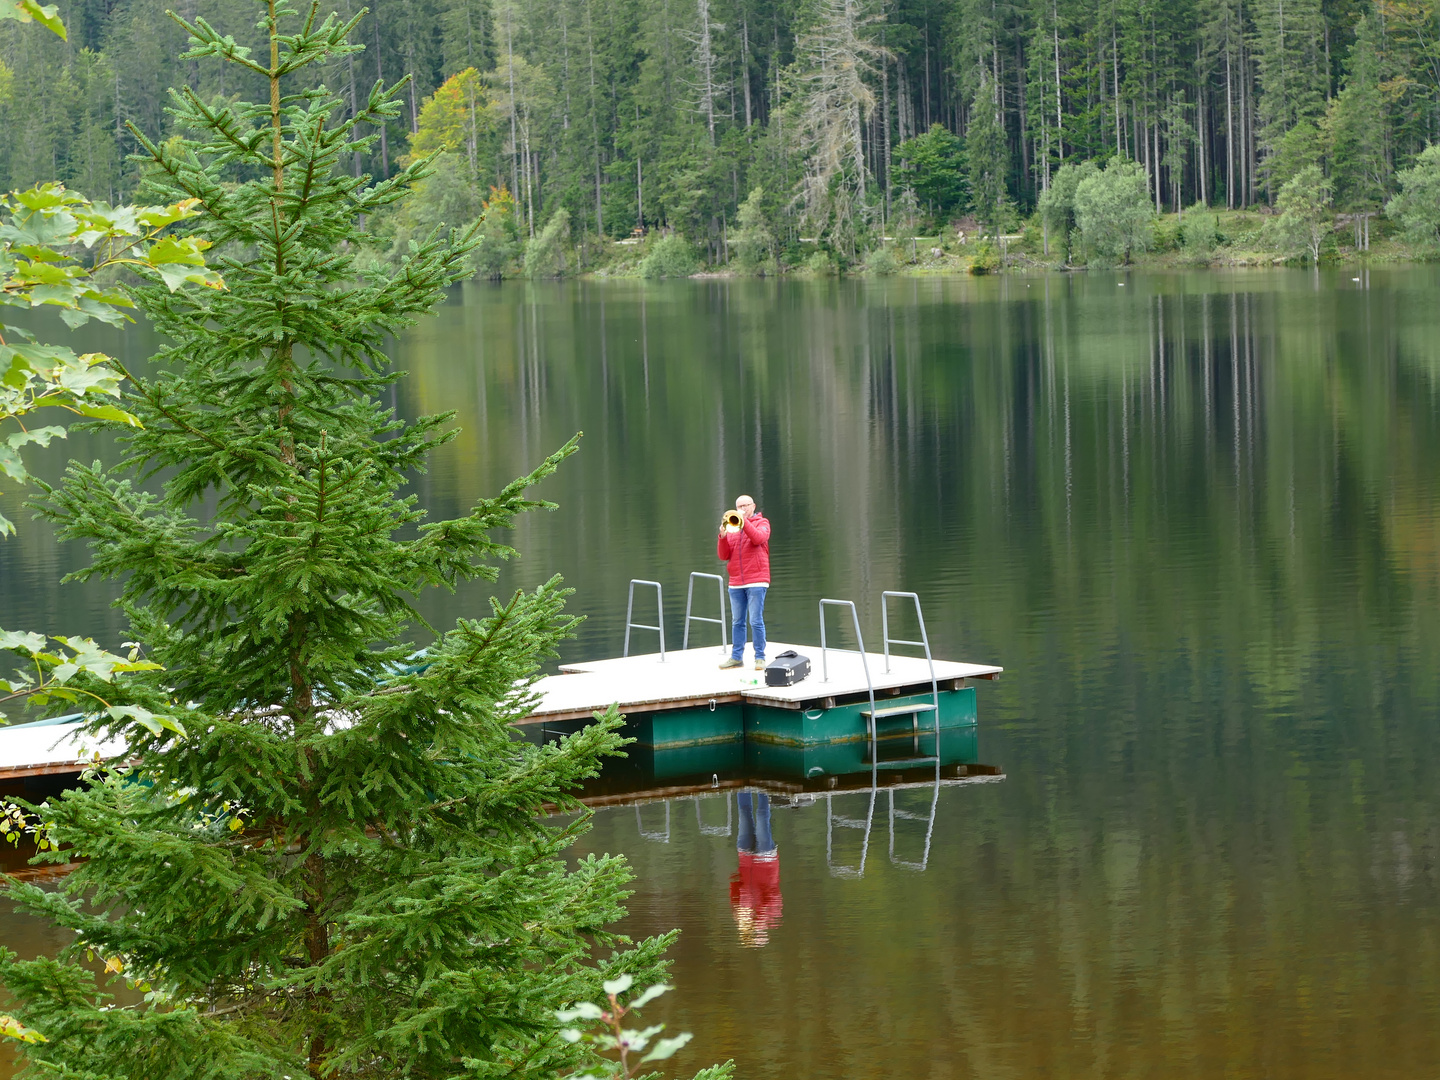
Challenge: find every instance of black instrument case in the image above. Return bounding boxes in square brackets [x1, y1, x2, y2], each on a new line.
[764, 650, 812, 687]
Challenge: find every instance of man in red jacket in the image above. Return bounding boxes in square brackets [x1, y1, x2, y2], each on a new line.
[716, 494, 771, 670]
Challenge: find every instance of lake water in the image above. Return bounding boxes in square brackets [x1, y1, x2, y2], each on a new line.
[2, 270, 1438, 1077]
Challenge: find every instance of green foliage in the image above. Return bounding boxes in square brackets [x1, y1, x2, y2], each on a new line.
[471, 214, 517, 279]
[1386, 144, 1440, 253]
[1151, 216, 1181, 253]
[968, 238, 1000, 273]
[966, 86, 1008, 237]
[0, 0, 64, 38]
[0, 0, 1437, 258]
[0, 3, 216, 751]
[1, 183, 222, 533]
[404, 67, 490, 174]
[526, 206, 572, 277]
[1073, 157, 1155, 265]
[1326, 15, 1390, 210]
[731, 187, 776, 273]
[1179, 205, 1219, 254]
[0, 631, 176, 731]
[1271, 164, 1333, 262]
[640, 232, 699, 278]
[1036, 161, 1098, 261]
[894, 123, 968, 220]
[891, 186, 922, 241]
[0, 7, 692, 1080]
[1266, 119, 1324, 197]
[556, 976, 734, 1080]
[382, 152, 485, 267]
[0, 0, 1434, 266]
[0, 1012, 45, 1045]
[801, 248, 837, 276]
[863, 245, 900, 275]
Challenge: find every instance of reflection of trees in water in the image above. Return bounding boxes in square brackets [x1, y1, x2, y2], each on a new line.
[399, 273, 1439, 1077]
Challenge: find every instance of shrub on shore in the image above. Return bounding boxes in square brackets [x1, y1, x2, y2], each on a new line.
[641, 233, 700, 278]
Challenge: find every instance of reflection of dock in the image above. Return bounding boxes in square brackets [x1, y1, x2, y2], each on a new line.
[579, 758, 1005, 880]
[568, 761, 1004, 809]
[545, 707, 1003, 877]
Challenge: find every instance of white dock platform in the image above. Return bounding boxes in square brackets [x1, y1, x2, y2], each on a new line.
[0, 719, 127, 780]
[522, 643, 1002, 724]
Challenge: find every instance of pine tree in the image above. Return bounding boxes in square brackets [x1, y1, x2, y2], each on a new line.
[1325, 13, 1390, 213]
[966, 72, 1008, 236]
[0, 4, 708, 1078]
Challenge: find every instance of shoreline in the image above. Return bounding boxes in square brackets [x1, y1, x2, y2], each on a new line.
[559, 208, 1431, 280]
[575, 247, 1430, 281]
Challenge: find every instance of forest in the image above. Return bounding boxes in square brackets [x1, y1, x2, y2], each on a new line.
[2, 0, 1439, 267]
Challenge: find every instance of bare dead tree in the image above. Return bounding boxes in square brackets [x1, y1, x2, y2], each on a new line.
[788, 0, 888, 254]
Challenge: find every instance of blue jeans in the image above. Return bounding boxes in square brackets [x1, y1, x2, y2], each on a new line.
[737, 791, 776, 854]
[729, 585, 767, 662]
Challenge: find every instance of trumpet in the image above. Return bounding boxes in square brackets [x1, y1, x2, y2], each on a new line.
[722, 509, 744, 529]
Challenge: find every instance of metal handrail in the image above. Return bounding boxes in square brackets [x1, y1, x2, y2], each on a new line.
[881, 590, 941, 769]
[635, 801, 671, 842]
[693, 794, 733, 836]
[819, 598, 879, 762]
[683, 571, 729, 651]
[623, 579, 666, 660]
[887, 779, 941, 871]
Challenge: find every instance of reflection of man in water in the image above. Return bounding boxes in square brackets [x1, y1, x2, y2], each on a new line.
[730, 790, 782, 947]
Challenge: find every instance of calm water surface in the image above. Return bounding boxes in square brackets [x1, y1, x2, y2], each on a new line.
[2, 270, 1438, 1078]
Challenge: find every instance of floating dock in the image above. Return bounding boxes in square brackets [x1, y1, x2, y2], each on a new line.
[520, 641, 1001, 755]
[1, 587, 1003, 799]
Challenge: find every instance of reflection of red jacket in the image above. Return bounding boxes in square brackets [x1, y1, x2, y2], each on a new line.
[729, 852, 782, 947]
[716, 513, 771, 587]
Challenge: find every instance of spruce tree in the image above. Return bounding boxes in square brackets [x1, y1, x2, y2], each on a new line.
[0, 4, 696, 1078]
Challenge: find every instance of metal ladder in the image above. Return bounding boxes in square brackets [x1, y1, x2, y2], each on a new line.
[623, 579, 666, 660]
[683, 571, 729, 651]
[863, 591, 942, 769]
[887, 777, 941, 871]
[825, 785, 877, 878]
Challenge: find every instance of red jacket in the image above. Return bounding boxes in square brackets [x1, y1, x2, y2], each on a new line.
[717, 512, 771, 587]
[730, 852, 782, 947]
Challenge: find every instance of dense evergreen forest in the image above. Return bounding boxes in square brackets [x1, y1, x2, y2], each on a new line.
[2, 0, 1437, 261]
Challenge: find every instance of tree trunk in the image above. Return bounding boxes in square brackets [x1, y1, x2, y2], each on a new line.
[373, 13, 389, 177]
[1053, 0, 1063, 160]
[742, 15, 753, 128]
[1226, 38, 1235, 208]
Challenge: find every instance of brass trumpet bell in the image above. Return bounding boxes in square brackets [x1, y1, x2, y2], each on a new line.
[723, 509, 743, 528]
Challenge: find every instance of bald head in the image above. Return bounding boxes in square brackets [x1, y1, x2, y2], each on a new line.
[735, 495, 756, 519]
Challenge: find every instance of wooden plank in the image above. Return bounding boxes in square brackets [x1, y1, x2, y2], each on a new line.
[514, 693, 744, 725]
[0, 762, 100, 780]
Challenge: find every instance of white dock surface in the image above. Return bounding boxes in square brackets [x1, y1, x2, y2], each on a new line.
[0, 720, 128, 779]
[525, 643, 1002, 723]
